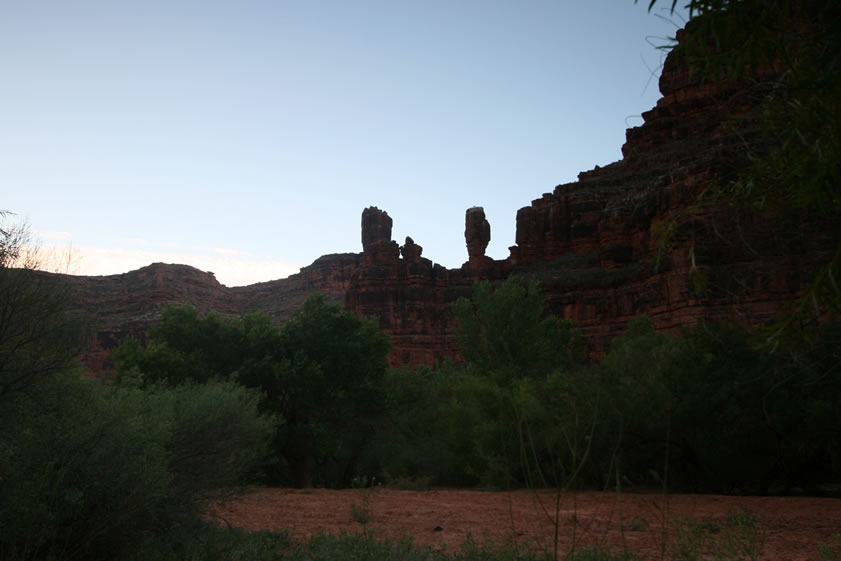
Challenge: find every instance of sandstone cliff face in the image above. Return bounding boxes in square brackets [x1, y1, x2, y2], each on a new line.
[62, 19, 825, 372]
[71, 255, 361, 375]
[345, 207, 493, 367]
[499, 25, 817, 355]
[340, 21, 823, 363]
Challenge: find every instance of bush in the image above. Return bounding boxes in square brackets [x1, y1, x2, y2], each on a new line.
[596, 318, 841, 493]
[140, 379, 277, 519]
[0, 374, 276, 561]
[0, 374, 171, 561]
[445, 277, 588, 488]
[124, 524, 291, 561]
[365, 364, 477, 487]
[116, 294, 391, 488]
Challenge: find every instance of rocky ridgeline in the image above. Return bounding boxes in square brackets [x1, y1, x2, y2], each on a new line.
[63, 22, 827, 373]
[71, 255, 361, 374]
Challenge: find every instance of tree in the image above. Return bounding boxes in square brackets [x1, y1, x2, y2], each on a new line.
[452, 277, 581, 380]
[595, 316, 841, 493]
[116, 294, 392, 488]
[0, 373, 275, 561]
[0, 213, 275, 560]
[115, 304, 251, 386]
[449, 277, 586, 488]
[274, 293, 391, 487]
[0, 212, 87, 397]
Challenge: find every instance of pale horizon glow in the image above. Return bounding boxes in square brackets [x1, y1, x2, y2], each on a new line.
[37, 240, 302, 287]
[2, 1, 689, 286]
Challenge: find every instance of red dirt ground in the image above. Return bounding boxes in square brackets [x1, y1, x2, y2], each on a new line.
[209, 488, 841, 560]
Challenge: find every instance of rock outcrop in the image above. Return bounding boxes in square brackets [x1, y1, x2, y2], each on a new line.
[70, 255, 361, 375]
[361, 207, 399, 265]
[52, 17, 831, 372]
[341, 16, 827, 362]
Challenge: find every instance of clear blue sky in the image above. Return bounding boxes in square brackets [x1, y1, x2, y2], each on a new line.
[1, 0, 688, 286]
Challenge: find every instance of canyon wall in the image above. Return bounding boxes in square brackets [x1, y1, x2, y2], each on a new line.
[340, 23, 823, 364]
[71, 254, 361, 374]
[62, 21, 827, 372]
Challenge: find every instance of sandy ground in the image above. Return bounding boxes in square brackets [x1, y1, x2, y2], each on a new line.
[209, 488, 841, 560]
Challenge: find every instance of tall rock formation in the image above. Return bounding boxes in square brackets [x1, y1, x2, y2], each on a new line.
[344, 207, 480, 367]
[464, 207, 491, 265]
[50, 17, 831, 372]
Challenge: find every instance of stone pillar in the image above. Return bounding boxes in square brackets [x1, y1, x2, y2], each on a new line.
[361, 207, 399, 264]
[465, 207, 491, 260]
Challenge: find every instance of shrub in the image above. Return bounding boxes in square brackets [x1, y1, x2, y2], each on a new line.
[0, 374, 171, 561]
[124, 524, 291, 561]
[0, 374, 276, 561]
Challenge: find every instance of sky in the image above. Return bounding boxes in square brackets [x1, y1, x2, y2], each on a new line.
[1, 1, 689, 287]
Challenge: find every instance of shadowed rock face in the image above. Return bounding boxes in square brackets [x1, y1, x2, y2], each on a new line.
[465, 207, 490, 258]
[361, 207, 392, 249]
[362, 207, 399, 265]
[400, 237, 423, 262]
[55, 19, 831, 372]
[66, 255, 362, 375]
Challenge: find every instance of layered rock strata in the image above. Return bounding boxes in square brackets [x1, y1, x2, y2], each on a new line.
[69, 255, 361, 375]
[51, 18, 829, 372]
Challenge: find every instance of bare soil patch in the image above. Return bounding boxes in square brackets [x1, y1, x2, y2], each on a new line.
[210, 488, 841, 560]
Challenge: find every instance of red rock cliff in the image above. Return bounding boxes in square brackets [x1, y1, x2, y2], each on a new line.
[342, 19, 827, 363]
[69, 255, 361, 375]
[60, 17, 830, 372]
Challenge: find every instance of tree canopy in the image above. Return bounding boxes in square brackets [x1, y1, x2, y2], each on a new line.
[116, 293, 391, 487]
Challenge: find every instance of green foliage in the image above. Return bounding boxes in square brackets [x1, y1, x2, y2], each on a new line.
[820, 534, 841, 561]
[143, 380, 277, 517]
[0, 230, 276, 561]
[448, 277, 587, 488]
[564, 548, 641, 561]
[279, 530, 558, 561]
[595, 318, 841, 493]
[0, 214, 88, 397]
[288, 531, 446, 561]
[114, 305, 277, 386]
[116, 293, 391, 488]
[362, 365, 462, 486]
[672, 507, 766, 561]
[0, 374, 275, 561]
[275, 293, 391, 487]
[453, 277, 581, 378]
[124, 524, 292, 561]
[0, 374, 171, 561]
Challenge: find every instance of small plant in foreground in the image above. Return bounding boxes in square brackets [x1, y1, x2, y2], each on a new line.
[124, 524, 292, 561]
[820, 533, 841, 561]
[719, 507, 766, 561]
[350, 475, 379, 525]
[565, 547, 641, 561]
[672, 507, 766, 561]
[385, 474, 433, 491]
[624, 516, 649, 532]
[296, 531, 447, 561]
